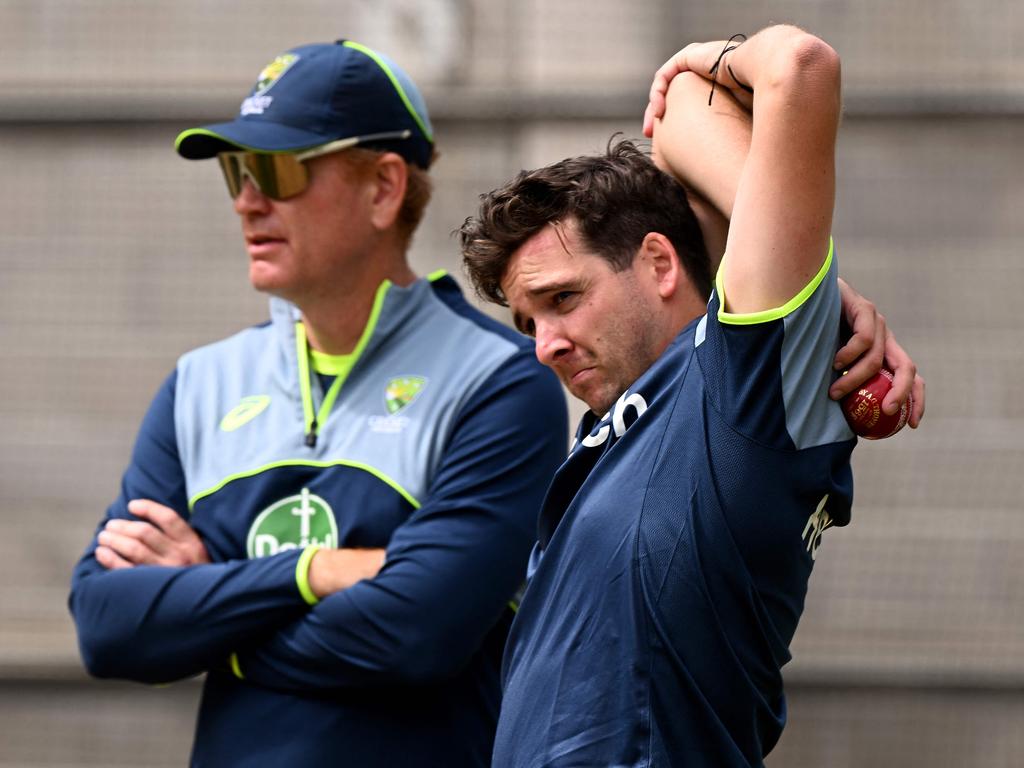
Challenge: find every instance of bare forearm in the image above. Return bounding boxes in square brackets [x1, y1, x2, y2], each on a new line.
[652, 70, 751, 227]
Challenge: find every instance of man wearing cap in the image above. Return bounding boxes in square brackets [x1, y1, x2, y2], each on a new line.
[69, 40, 567, 766]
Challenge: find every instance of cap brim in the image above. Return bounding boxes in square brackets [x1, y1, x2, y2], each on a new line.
[175, 120, 337, 159]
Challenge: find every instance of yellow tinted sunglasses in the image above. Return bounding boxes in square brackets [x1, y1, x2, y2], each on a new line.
[216, 129, 412, 200]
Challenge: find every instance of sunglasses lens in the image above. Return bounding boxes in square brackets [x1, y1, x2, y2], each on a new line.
[217, 154, 244, 199]
[217, 153, 310, 200]
[245, 154, 309, 200]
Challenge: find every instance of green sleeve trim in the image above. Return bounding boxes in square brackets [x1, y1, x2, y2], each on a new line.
[426, 269, 448, 282]
[717, 237, 834, 326]
[296, 545, 322, 606]
[228, 652, 244, 680]
[342, 41, 434, 142]
[188, 459, 421, 511]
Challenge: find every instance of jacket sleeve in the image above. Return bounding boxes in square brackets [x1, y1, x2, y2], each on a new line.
[68, 371, 315, 684]
[231, 349, 568, 690]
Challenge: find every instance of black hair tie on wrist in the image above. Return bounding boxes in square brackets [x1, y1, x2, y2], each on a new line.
[708, 33, 754, 105]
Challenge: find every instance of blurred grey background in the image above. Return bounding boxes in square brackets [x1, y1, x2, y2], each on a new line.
[1, 1, 1022, 766]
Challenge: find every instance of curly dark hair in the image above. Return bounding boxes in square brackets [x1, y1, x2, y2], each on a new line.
[458, 139, 710, 306]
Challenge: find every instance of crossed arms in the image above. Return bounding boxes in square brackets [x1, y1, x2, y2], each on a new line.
[69, 352, 567, 689]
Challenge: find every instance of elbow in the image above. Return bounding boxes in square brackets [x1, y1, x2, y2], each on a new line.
[69, 586, 114, 679]
[75, 626, 183, 684]
[73, 617, 133, 680]
[78, 641, 122, 681]
[71, 599, 133, 680]
[69, 587, 164, 683]
[791, 34, 841, 90]
[762, 27, 842, 108]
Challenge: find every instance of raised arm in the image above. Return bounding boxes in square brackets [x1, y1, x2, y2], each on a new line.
[647, 29, 923, 425]
[656, 25, 841, 313]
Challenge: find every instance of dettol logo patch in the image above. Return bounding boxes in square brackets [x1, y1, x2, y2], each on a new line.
[246, 488, 338, 558]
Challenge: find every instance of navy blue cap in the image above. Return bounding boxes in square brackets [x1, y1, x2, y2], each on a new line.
[175, 40, 434, 168]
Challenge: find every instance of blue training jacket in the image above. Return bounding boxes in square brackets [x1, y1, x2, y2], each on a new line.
[69, 273, 567, 767]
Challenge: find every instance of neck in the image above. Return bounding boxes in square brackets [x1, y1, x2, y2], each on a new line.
[300, 248, 417, 355]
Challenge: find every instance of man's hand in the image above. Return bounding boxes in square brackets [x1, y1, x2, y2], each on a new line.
[830, 278, 925, 428]
[95, 499, 211, 570]
[643, 39, 755, 138]
[307, 548, 387, 599]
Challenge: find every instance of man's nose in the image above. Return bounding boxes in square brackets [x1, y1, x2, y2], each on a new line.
[233, 178, 271, 215]
[533, 320, 572, 368]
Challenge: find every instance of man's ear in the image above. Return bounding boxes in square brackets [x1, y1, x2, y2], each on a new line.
[369, 153, 408, 231]
[639, 232, 683, 300]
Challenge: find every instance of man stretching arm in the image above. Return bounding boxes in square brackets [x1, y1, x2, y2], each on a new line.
[460, 25, 915, 766]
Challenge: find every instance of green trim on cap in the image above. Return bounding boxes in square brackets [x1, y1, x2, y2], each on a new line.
[296, 545, 322, 606]
[342, 41, 434, 143]
[174, 127, 327, 156]
[717, 237, 834, 326]
[175, 128, 228, 154]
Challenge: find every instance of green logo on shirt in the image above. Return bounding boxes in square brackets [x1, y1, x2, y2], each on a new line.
[220, 395, 271, 432]
[246, 488, 338, 558]
[384, 375, 427, 414]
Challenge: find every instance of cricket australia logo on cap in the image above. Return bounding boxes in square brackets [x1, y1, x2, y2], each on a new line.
[246, 488, 338, 558]
[241, 52, 299, 116]
[369, 375, 427, 434]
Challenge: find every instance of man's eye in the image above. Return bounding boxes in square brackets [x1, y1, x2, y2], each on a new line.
[553, 291, 575, 306]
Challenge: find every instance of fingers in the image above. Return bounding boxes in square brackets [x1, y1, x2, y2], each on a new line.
[830, 280, 885, 399]
[97, 523, 167, 565]
[95, 500, 212, 567]
[881, 342, 914, 416]
[643, 43, 706, 136]
[881, 331, 923, 421]
[643, 70, 675, 136]
[127, 499, 191, 541]
[95, 545, 134, 570]
[642, 102, 656, 138]
[909, 374, 926, 428]
[129, 498, 211, 564]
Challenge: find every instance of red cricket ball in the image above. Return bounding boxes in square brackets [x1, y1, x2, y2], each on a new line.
[841, 368, 912, 440]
